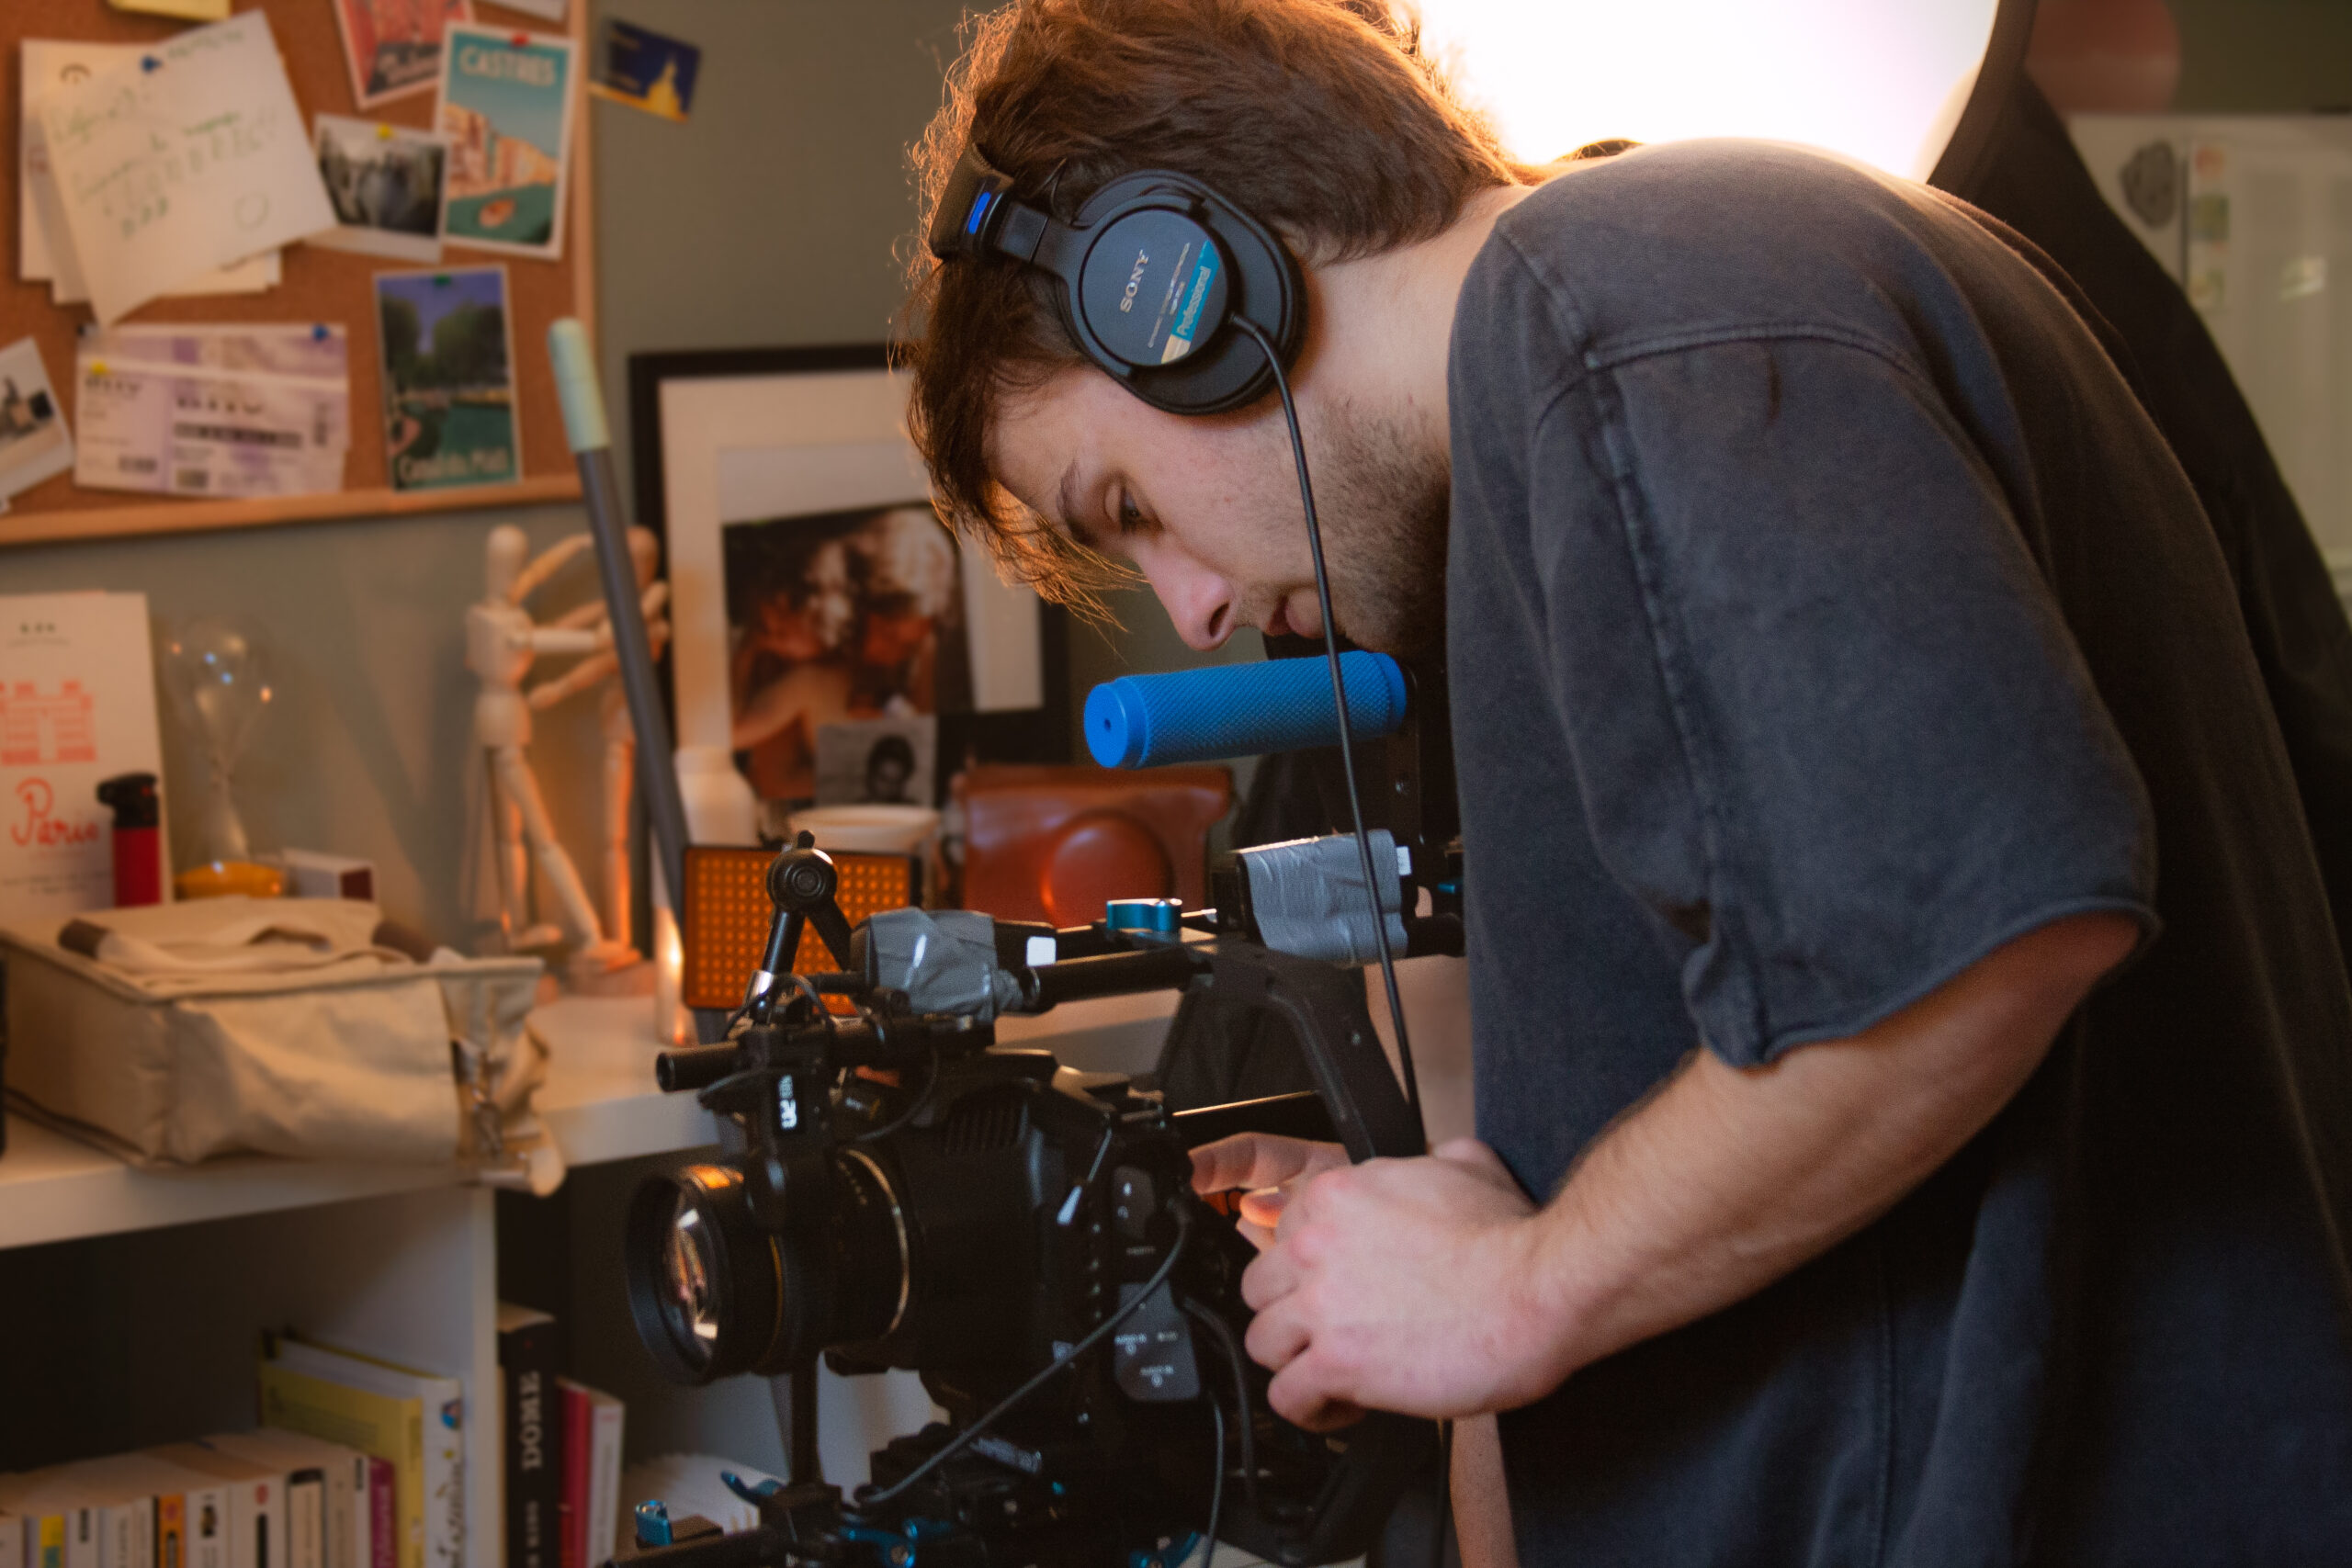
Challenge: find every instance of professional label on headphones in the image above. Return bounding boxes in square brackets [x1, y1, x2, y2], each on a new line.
[1160, 241, 1222, 364]
[1081, 209, 1231, 368]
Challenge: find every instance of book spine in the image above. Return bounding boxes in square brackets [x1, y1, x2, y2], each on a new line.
[339, 1456, 365, 1568]
[363, 1465, 390, 1568]
[107, 1498, 149, 1568]
[181, 1486, 226, 1568]
[285, 1475, 322, 1568]
[583, 1398, 623, 1568]
[63, 1506, 96, 1568]
[256, 1475, 287, 1568]
[558, 1383, 591, 1568]
[496, 1319, 561, 1568]
[38, 1513, 65, 1568]
[313, 1461, 350, 1568]
[158, 1492, 185, 1568]
[0, 1513, 22, 1568]
[214, 1483, 254, 1568]
[87, 1501, 121, 1568]
[419, 1393, 461, 1568]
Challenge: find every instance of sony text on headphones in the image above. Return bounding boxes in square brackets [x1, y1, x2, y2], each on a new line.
[926, 143, 1306, 417]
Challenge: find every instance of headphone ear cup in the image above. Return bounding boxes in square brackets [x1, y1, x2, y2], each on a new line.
[1061, 173, 1306, 418]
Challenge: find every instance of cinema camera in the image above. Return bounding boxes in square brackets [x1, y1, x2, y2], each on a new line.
[616, 655, 1461, 1568]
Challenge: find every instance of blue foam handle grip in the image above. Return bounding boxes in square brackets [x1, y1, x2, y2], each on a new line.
[1085, 651, 1408, 768]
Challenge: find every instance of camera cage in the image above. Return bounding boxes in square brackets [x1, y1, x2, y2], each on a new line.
[618, 837, 1452, 1568]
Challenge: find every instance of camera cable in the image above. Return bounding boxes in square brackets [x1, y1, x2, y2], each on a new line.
[1181, 1298, 1259, 1512]
[853, 1207, 1195, 1509]
[1231, 317, 1424, 1137]
[1197, 1397, 1226, 1568]
[845, 1041, 942, 1145]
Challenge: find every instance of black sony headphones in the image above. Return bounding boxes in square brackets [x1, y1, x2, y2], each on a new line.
[926, 143, 1306, 416]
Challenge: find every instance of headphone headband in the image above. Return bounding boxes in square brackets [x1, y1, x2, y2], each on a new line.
[927, 144, 1306, 416]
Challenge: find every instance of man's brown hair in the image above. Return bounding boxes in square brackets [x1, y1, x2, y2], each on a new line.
[902, 0, 1525, 606]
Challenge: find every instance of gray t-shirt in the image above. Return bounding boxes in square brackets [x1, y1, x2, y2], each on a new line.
[1448, 141, 2352, 1563]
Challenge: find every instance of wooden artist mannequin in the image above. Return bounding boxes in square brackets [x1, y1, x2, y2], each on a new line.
[467, 524, 668, 964]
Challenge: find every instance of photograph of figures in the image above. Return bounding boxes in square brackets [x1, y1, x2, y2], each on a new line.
[723, 503, 970, 831]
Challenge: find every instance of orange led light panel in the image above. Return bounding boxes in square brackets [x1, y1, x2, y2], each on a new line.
[678, 845, 920, 1010]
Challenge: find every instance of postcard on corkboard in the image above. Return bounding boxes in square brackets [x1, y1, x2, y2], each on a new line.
[436, 25, 578, 260]
[333, 0, 475, 111]
[314, 115, 449, 263]
[375, 265, 520, 491]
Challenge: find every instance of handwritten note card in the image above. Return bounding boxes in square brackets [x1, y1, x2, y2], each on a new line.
[38, 13, 336, 324]
[19, 41, 280, 303]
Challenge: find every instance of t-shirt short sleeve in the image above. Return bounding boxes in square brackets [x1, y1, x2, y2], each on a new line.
[1530, 331, 2158, 1066]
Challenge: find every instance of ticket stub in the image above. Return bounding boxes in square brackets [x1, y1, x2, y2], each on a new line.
[74, 356, 348, 498]
[82, 321, 349, 383]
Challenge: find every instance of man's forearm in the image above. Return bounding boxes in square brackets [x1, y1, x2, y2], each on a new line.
[1517, 912, 2138, 1386]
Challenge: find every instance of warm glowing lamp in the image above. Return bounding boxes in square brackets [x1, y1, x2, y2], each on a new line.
[1417, 0, 2030, 183]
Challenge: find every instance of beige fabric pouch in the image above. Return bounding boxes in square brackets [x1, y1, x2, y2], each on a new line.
[0, 898, 548, 1174]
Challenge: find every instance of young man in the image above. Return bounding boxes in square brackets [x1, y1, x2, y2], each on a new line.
[904, 3, 2352, 1562]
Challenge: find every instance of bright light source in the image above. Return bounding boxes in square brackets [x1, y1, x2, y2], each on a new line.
[1416, 0, 2002, 181]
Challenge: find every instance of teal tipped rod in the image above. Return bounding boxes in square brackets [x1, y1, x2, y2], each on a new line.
[546, 317, 690, 944]
[548, 318, 611, 454]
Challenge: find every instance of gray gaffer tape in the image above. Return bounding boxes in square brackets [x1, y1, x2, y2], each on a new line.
[864, 908, 1028, 1020]
[1238, 831, 1408, 966]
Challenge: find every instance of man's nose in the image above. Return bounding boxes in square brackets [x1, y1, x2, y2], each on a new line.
[1144, 552, 1237, 652]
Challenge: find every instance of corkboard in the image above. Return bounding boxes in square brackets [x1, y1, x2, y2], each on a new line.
[0, 0, 594, 547]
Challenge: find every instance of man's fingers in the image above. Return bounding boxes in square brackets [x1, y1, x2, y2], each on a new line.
[1245, 1297, 1311, 1371]
[1190, 1134, 1346, 1195]
[1240, 1245, 1300, 1314]
[1238, 1189, 1288, 1232]
[1267, 1356, 1369, 1432]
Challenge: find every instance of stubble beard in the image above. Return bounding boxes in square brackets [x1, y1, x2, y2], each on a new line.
[1303, 402, 1453, 660]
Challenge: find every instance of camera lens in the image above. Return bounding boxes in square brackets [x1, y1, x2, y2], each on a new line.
[664, 1196, 724, 1348]
[625, 1154, 910, 1385]
[627, 1163, 776, 1383]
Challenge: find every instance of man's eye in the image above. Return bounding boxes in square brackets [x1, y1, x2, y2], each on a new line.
[1116, 494, 1148, 535]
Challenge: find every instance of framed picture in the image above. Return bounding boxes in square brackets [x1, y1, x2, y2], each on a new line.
[628, 345, 1068, 828]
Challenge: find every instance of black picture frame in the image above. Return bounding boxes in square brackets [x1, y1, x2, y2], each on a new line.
[626, 344, 1070, 806]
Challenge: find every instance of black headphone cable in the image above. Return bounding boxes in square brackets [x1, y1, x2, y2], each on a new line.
[1231, 316, 1425, 1139]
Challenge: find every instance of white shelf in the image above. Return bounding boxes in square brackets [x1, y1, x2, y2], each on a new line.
[0, 1112, 470, 1251]
[532, 993, 726, 1165]
[0, 990, 1180, 1253]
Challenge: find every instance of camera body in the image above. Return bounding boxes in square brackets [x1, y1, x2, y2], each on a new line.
[622, 857, 1440, 1568]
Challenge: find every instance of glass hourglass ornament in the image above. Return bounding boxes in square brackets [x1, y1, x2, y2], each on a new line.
[163, 617, 280, 897]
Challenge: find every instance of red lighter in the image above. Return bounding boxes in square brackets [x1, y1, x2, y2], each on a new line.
[96, 772, 163, 908]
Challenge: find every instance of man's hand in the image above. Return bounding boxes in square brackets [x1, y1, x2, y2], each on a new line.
[1184, 911, 2138, 1437]
[1189, 1133, 1351, 1249]
[1192, 1134, 1545, 1429]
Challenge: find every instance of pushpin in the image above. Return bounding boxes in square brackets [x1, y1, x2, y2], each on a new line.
[311, 323, 329, 341]
[377, 123, 394, 141]
[511, 32, 531, 47]
[434, 274, 452, 287]
[90, 359, 108, 376]
[141, 56, 162, 73]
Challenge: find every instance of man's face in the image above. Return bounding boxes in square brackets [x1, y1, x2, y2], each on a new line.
[867, 755, 911, 802]
[989, 367, 1450, 656]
